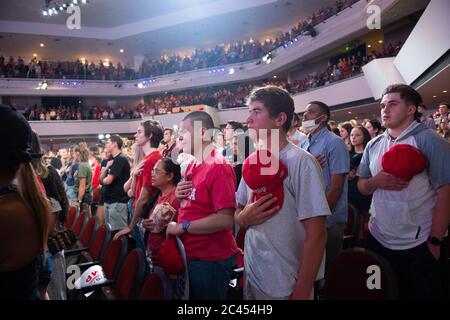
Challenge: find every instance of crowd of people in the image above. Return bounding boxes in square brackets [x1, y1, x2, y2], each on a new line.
[1, 0, 360, 81]
[1, 81, 448, 301]
[16, 39, 404, 121]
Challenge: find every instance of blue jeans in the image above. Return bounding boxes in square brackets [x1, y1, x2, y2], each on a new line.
[127, 198, 146, 252]
[187, 255, 236, 300]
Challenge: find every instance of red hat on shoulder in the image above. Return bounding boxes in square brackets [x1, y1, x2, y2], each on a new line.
[242, 149, 288, 210]
[381, 144, 427, 181]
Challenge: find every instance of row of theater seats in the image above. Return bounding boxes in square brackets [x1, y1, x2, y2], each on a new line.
[63, 207, 166, 300]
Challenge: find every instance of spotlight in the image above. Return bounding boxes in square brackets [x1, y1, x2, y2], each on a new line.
[228, 68, 235, 75]
[105, 134, 111, 139]
[137, 83, 144, 89]
[42, 9, 48, 16]
[98, 134, 105, 140]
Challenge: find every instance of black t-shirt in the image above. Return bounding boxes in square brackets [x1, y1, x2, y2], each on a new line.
[103, 153, 130, 204]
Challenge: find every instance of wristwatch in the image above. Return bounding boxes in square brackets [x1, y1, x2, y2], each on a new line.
[427, 236, 443, 246]
[181, 220, 191, 233]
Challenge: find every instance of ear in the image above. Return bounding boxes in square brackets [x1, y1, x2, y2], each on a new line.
[275, 112, 288, 129]
[407, 105, 417, 117]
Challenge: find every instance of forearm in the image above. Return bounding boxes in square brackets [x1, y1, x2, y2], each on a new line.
[429, 185, 450, 239]
[326, 188, 342, 211]
[358, 177, 377, 195]
[99, 169, 107, 185]
[123, 177, 132, 194]
[234, 206, 246, 228]
[188, 211, 235, 235]
[78, 182, 86, 200]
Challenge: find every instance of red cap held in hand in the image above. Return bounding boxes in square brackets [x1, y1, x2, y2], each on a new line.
[381, 144, 427, 181]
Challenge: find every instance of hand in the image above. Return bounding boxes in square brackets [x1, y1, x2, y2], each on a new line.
[237, 192, 280, 228]
[427, 242, 440, 260]
[113, 226, 131, 240]
[141, 218, 155, 231]
[373, 171, 409, 191]
[106, 160, 114, 169]
[348, 168, 357, 181]
[132, 161, 145, 177]
[166, 221, 183, 238]
[315, 154, 326, 169]
[175, 180, 193, 200]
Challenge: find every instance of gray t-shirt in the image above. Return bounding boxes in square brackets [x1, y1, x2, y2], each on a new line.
[236, 143, 331, 298]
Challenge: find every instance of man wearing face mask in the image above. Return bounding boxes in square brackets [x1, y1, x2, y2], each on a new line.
[300, 101, 350, 274]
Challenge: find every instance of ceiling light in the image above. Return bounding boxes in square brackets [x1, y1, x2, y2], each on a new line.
[273, 75, 277, 78]
[105, 134, 111, 139]
[81, 0, 87, 4]
[348, 111, 352, 114]
[433, 96, 437, 98]
[367, 44, 371, 48]
[443, 90, 447, 93]
[42, 9, 48, 16]
[98, 134, 105, 140]
[33, 53, 37, 57]
[40, 43, 44, 47]
[228, 68, 235, 75]
[120, 49, 124, 53]
[378, 40, 383, 43]
[73, 0, 78, 4]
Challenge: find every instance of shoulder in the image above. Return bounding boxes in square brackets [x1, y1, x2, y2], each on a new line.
[0, 196, 32, 229]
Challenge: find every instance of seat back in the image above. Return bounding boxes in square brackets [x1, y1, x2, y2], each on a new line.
[138, 274, 165, 300]
[101, 236, 128, 281]
[64, 206, 78, 230]
[324, 247, 398, 300]
[113, 249, 146, 300]
[72, 210, 88, 238]
[79, 216, 99, 247]
[88, 224, 111, 261]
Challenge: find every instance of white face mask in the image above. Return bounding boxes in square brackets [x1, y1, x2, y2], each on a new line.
[302, 116, 322, 133]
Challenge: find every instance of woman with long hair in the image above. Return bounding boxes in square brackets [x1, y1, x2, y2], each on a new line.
[30, 130, 69, 300]
[364, 119, 383, 139]
[0, 105, 51, 299]
[339, 122, 353, 151]
[348, 125, 372, 212]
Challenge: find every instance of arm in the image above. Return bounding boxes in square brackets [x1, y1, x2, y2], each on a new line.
[167, 208, 235, 236]
[101, 174, 116, 186]
[78, 178, 86, 201]
[326, 173, 346, 211]
[357, 171, 409, 195]
[291, 216, 327, 300]
[428, 184, 450, 259]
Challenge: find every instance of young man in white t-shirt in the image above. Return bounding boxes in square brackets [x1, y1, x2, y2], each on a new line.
[235, 86, 330, 300]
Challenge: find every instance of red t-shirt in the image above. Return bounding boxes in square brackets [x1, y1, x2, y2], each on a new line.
[147, 190, 180, 260]
[134, 150, 162, 208]
[91, 163, 101, 190]
[178, 152, 238, 261]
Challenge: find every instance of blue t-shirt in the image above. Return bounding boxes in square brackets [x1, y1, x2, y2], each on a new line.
[300, 127, 350, 227]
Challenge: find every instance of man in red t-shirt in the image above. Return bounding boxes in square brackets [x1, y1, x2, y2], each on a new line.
[167, 111, 238, 300]
[114, 120, 163, 241]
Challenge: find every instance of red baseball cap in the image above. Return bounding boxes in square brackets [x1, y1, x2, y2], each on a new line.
[157, 237, 185, 275]
[381, 144, 427, 181]
[242, 149, 288, 210]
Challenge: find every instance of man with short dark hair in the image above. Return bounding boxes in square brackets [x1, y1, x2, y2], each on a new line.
[235, 86, 329, 299]
[99, 134, 130, 231]
[357, 84, 450, 299]
[300, 100, 350, 273]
